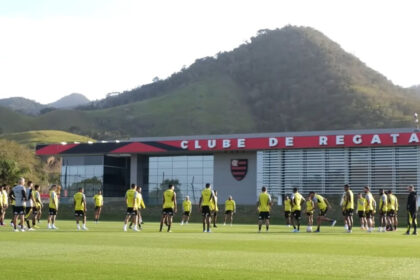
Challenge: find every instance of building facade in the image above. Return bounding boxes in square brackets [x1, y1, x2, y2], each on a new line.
[36, 128, 420, 204]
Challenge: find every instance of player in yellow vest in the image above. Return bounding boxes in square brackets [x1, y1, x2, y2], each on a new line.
[123, 184, 138, 232]
[74, 187, 88, 230]
[387, 190, 398, 231]
[308, 191, 336, 233]
[305, 196, 314, 232]
[224, 196, 236, 226]
[199, 183, 215, 233]
[93, 190, 103, 223]
[378, 188, 388, 232]
[181, 196, 192, 225]
[47, 185, 59, 230]
[364, 186, 376, 232]
[343, 184, 354, 233]
[211, 190, 219, 228]
[357, 193, 367, 230]
[136, 186, 146, 229]
[291, 187, 305, 232]
[32, 185, 43, 229]
[257, 186, 272, 232]
[1, 185, 8, 226]
[284, 195, 292, 227]
[0, 187, 3, 226]
[160, 184, 177, 232]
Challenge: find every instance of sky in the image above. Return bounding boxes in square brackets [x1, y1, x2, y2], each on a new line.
[0, 0, 419, 104]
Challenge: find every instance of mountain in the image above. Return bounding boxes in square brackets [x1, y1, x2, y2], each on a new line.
[0, 97, 44, 115]
[0, 26, 419, 138]
[48, 93, 90, 109]
[0, 93, 90, 115]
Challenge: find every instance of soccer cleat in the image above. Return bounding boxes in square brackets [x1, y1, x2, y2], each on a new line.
[347, 229, 352, 233]
[14, 229, 19, 232]
[33, 225, 40, 229]
[413, 232, 418, 235]
[344, 224, 348, 230]
[47, 224, 52, 229]
[82, 226, 88, 231]
[133, 227, 139, 232]
[405, 231, 410, 235]
[331, 220, 337, 227]
[52, 225, 58, 230]
[223, 223, 226, 226]
[20, 228, 25, 232]
[292, 229, 297, 233]
[207, 229, 211, 233]
[28, 228, 35, 231]
[314, 229, 320, 233]
[123, 225, 127, 232]
[77, 225, 81, 230]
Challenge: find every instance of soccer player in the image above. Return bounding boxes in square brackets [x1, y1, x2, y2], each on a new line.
[378, 188, 388, 232]
[211, 190, 219, 227]
[10, 178, 27, 232]
[74, 187, 88, 230]
[160, 184, 177, 232]
[181, 196, 192, 225]
[224, 195, 236, 226]
[364, 186, 375, 232]
[199, 183, 215, 233]
[339, 191, 348, 230]
[24, 181, 35, 231]
[93, 190, 103, 223]
[387, 190, 398, 231]
[309, 191, 335, 233]
[47, 185, 59, 229]
[343, 184, 354, 233]
[406, 185, 417, 235]
[123, 184, 138, 232]
[1, 185, 8, 226]
[0, 186, 3, 226]
[32, 185, 42, 228]
[305, 195, 314, 232]
[284, 195, 292, 227]
[291, 187, 305, 233]
[357, 193, 367, 230]
[136, 186, 146, 228]
[257, 186, 272, 232]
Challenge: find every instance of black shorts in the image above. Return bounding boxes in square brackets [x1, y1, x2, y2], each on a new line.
[258, 211, 270, 220]
[344, 209, 354, 217]
[25, 207, 33, 217]
[379, 210, 387, 216]
[365, 210, 373, 218]
[95, 206, 102, 210]
[292, 210, 301, 219]
[13, 206, 25, 215]
[358, 211, 366, 218]
[319, 208, 328, 216]
[74, 210, 85, 217]
[387, 210, 395, 217]
[32, 207, 38, 215]
[225, 210, 233, 215]
[49, 208, 57, 215]
[162, 208, 174, 216]
[306, 212, 313, 216]
[201, 206, 211, 216]
[284, 211, 291, 218]
[126, 208, 137, 216]
[183, 211, 190, 216]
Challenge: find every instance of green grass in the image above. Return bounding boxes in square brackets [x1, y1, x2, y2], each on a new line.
[0, 130, 95, 148]
[1, 221, 419, 280]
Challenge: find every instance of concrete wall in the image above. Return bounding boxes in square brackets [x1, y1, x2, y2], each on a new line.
[213, 152, 257, 205]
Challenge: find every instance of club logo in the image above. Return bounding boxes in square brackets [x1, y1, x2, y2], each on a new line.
[231, 159, 248, 181]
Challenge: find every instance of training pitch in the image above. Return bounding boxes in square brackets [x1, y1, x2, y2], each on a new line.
[1, 221, 419, 280]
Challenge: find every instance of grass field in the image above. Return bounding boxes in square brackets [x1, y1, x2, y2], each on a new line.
[1, 221, 420, 280]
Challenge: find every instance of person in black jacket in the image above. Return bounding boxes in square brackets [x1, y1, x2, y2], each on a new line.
[406, 185, 417, 235]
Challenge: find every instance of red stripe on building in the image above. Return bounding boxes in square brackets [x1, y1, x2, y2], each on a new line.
[36, 144, 78, 155]
[110, 142, 166, 153]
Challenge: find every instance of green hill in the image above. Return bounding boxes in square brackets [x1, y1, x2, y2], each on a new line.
[0, 130, 95, 148]
[0, 26, 419, 138]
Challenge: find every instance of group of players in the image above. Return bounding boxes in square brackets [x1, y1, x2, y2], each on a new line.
[1, 178, 104, 232]
[2, 177, 418, 236]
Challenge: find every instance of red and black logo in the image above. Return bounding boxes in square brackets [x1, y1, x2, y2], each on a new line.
[231, 159, 248, 181]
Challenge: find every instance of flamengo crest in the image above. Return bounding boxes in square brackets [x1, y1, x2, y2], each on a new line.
[231, 159, 248, 181]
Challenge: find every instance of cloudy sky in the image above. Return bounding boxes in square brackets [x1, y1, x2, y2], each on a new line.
[0, 0, 419, 104]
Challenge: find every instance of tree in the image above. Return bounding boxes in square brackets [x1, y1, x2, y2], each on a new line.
[0, 159, 27, 185]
